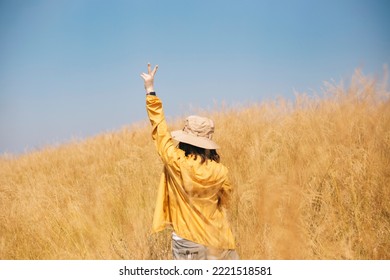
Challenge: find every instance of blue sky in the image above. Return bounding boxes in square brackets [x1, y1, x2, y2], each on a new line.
[1, 0, 389, 155]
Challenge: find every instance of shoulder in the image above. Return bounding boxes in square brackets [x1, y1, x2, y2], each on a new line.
[207, 159, 229, 179]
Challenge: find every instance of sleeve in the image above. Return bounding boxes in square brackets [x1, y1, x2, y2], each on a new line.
[219, 176, 233, 209]
[146, 95, 180, 168]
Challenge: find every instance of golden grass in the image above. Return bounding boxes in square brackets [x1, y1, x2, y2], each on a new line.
[1, 70, 389, 259]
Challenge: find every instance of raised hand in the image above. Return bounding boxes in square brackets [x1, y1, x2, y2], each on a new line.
[140, 63, 158, 94]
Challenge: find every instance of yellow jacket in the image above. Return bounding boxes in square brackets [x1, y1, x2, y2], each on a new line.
[146, 95, 236, 249]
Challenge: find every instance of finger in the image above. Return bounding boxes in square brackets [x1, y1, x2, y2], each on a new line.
[151, 65, 159, 76]
[140, 73, 148, 79]
[147, 63, 151, 74]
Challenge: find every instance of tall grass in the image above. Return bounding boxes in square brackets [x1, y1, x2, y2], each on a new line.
[1, 70, 389, 259]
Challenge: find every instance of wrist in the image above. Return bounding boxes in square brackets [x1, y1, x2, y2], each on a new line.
[145, 87, 155, 94]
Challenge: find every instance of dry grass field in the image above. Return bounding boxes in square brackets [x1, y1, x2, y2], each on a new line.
[1, 70, 389, 259]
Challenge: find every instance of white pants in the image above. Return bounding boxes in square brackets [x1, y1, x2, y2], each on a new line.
[171, 232, 239, 260]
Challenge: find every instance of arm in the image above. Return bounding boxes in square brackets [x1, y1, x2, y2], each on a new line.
[218, 177, 233, 209]
[141, 63, 179, 166]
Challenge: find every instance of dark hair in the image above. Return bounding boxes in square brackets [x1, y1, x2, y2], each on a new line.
[178, 142, 220, 164]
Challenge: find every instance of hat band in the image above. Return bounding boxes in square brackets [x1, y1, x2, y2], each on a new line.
[182, 127, 213, 139]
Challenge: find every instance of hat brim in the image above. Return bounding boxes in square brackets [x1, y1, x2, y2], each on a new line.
[171, 130, 220, 150]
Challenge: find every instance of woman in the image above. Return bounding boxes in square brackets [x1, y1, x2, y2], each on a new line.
[140, 63, 238, 260]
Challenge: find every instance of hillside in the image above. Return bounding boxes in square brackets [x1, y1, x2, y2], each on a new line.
[1, 70, 389, 259]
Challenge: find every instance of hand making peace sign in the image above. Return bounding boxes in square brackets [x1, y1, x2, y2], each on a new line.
[140, 63, 158, 94]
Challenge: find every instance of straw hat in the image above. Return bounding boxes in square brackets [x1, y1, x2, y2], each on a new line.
[171, 115, 220, 150]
